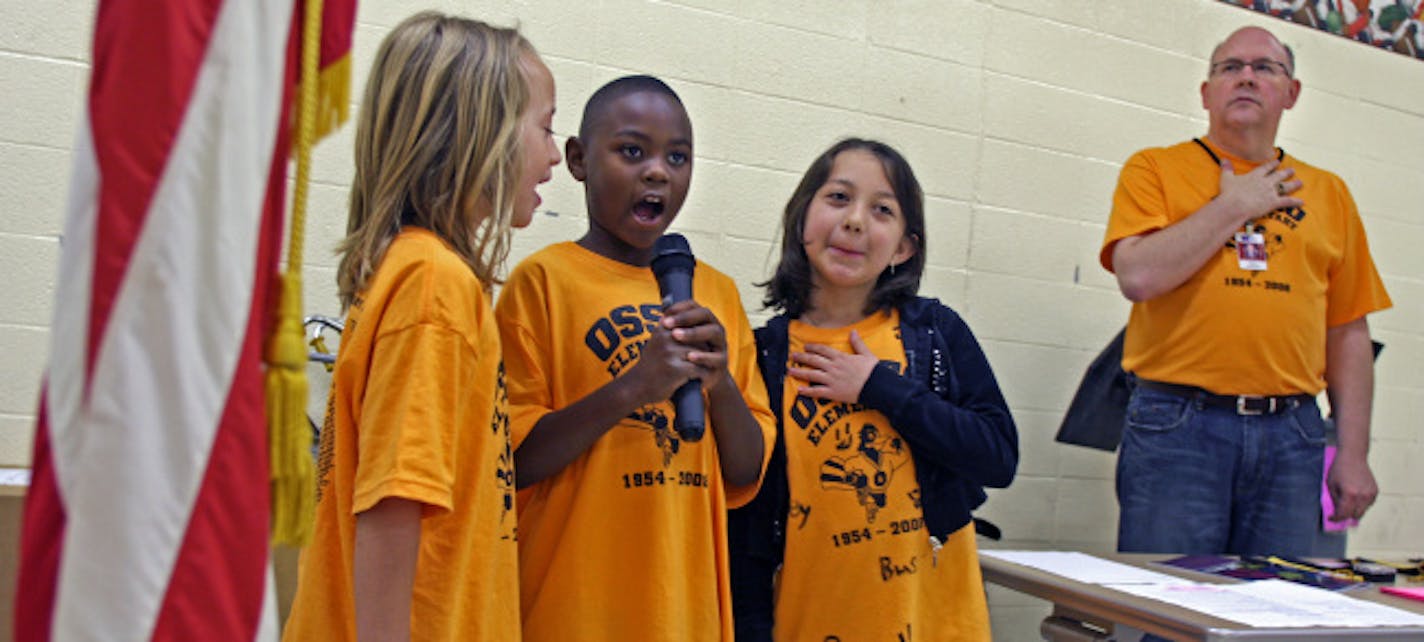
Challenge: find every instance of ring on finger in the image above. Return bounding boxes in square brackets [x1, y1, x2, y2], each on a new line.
[1276, 182, 1286, 196]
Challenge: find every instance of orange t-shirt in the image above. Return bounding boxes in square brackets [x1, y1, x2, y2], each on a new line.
[773, 311, 990, 642]
[495, 241, 775, 642]
[283, 228, 518, 641]
[1102, 138, 1391, 395]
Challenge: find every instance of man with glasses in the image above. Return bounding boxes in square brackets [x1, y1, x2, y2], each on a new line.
[1099, 26, 1391, 556]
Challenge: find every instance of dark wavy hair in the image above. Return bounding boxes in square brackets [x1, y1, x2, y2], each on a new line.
[761, 138, 926, 318]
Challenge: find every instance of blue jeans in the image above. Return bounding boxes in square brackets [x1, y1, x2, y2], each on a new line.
[1116, 384, 1327, 556]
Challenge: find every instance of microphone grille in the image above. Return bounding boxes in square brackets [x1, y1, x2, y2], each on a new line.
[653, 233, 692, 258]
[651, 233, 695, 276]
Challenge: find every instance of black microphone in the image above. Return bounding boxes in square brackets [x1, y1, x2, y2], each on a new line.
[651, 233, 704, 442]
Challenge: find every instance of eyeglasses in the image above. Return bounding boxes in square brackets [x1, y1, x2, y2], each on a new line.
[1210, 58, 1292, 78]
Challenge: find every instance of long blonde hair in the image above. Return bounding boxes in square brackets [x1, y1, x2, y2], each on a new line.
[337, 12, 533, 308]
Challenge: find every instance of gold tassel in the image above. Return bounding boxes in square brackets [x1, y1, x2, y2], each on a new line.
[266, 272, 313, 545]
[312, 54, 350, 143]
[267, 0, 330, 547]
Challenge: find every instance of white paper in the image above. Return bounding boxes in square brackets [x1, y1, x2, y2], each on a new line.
[0, 466, 30, 487]
[1119, 581, 1331, 627]
[1115, 580, 1424, 628]
[980, 550, 1180, 585]
[1231, 580, 1424, 627]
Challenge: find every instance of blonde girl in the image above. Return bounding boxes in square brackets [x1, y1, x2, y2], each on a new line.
[284, 12, 560, 641]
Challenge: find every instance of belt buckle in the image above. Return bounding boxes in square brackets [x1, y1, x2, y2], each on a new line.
[1236, 396, 1271, 415]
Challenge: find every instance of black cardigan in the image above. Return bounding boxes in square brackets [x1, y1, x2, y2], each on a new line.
[728, 297, 1019, 640]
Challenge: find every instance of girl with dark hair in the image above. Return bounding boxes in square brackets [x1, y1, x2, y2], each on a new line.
[731, 138, 1019, 641]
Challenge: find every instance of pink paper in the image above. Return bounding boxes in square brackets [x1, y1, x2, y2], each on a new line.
[1322, 445, 1359, 532]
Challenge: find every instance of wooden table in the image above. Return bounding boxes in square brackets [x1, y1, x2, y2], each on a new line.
[980, 552, 1424, 641]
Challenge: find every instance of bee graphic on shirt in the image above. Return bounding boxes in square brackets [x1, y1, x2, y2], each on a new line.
[819, 423, 910, 523]
[628, 406, 681, 467]
[495, 438, 515, 518]
[491, 362, 516, 523]
[314, 391, 337, 504]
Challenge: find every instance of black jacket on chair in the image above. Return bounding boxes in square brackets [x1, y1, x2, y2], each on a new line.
[728, 297, 1019, 641]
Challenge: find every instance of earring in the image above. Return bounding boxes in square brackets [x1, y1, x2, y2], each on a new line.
[890, 262, 897, 276]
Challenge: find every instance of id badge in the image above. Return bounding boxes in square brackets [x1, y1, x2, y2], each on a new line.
[1235, 231, 1267, 271]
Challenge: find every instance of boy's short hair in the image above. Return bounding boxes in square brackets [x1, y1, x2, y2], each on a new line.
[578, 75, 685, 140]
[762, 138, 926, 318]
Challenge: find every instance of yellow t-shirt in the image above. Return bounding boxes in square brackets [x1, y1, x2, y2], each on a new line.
[774, 311, 990, 642]
[494, 241, 776, 642]
[1102, 138, 1391, 395]
[284, 228, 518, 642]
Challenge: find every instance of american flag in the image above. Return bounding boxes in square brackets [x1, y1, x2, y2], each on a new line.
[14, 0, 353, 639]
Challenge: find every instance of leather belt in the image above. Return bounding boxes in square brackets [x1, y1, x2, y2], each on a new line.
[1135, 379, 1312, 416]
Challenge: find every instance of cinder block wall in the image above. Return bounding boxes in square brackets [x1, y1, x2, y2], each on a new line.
[3, 1, 1420, 638]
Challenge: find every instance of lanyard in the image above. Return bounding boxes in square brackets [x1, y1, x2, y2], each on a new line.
[1192, 137, 1284, 165]
[1193, 137, 1288, 236]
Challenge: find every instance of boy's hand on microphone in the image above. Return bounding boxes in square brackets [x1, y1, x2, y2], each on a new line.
[628, 319, 698, 406]
[662, 300, 730, 392]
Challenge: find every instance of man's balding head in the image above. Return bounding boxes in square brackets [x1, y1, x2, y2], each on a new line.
[1210, 26, 1295, 77]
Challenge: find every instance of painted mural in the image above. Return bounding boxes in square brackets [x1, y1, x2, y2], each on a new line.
[1222, 0, 1424, 59]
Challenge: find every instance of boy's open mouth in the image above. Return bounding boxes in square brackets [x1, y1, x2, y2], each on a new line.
[633, 195, 665, 222]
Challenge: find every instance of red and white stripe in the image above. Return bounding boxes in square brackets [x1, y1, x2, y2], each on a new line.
[16, 0, 298, 639]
